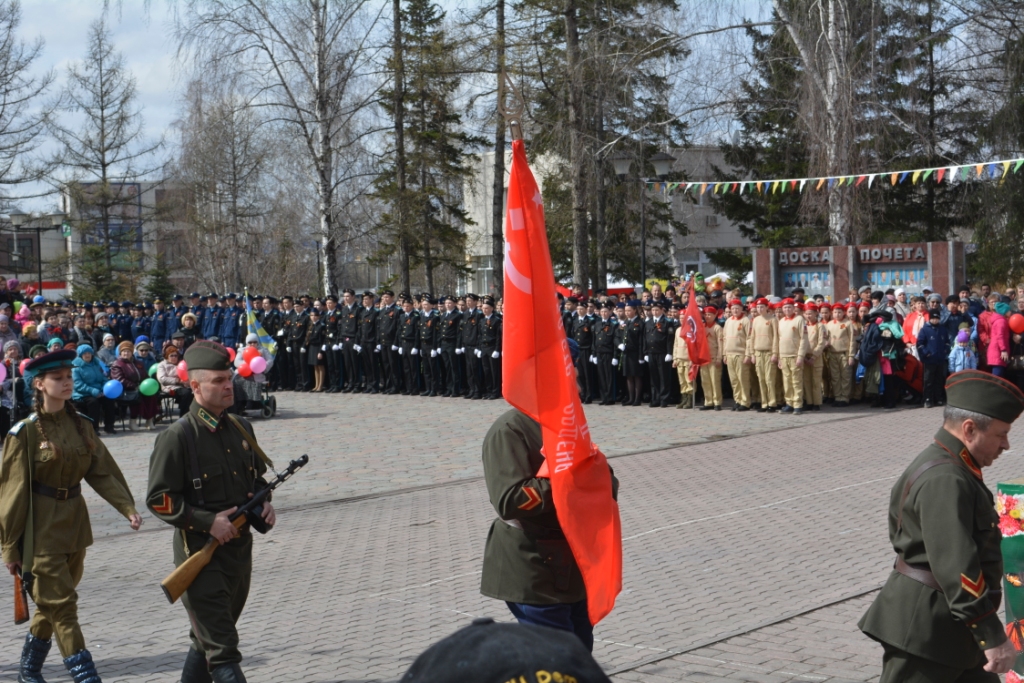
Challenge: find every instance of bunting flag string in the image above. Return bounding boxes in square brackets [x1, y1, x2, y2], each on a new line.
[643, 156, 1024, 194]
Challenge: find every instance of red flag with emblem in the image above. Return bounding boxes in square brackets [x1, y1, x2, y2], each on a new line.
[682, 278, 711, 382]
[501, 139, 622, 625]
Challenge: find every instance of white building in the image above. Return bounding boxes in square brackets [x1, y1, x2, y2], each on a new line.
[462, 145, 755, 291]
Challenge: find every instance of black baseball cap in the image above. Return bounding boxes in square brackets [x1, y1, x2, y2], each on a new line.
[400, 618, 609, 683]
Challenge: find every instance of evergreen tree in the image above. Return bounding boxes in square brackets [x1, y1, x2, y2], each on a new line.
[143, 254, 175, 302]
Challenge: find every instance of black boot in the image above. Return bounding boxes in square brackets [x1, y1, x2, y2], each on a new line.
[210, 663, 247, 683]
[63, 649, 101, 683]
[18, 633, 50, 683]
[181, 648, 212, 683]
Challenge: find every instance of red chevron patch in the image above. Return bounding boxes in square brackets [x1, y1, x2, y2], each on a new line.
[961, 571, 986, 598]
[518, 486, 542, 511]
[152, 493, 174, 515]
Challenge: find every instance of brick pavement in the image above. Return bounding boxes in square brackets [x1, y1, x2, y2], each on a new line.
[1, 400, 1020, 682]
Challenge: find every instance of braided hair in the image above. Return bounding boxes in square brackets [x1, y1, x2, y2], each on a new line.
[31, 372, 95, 456]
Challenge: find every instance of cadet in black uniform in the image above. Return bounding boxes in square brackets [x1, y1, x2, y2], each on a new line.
[277, 297, 295, 391]
[479, 297, 503, 400]
[398, 298, 420, 395]
[358, 292, 379, 393]
[339, 289, 362, 393]
[620, 301, 646, 406]
[323, 295, 342, 393]
[595, 302, 617, 405]
[376, 290, 401, 394]
[440, 296, 462, 397]
[418, 297, 441, 396]
[257, 298, 281, 390]
[306, 308, 327, 392]
[644, 301, 672, 408]
[461, 294, 484, 399]
[288, 300, 310, 391]
[572, 302, 595, 404]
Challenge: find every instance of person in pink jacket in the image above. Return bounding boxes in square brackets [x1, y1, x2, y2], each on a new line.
[987, 301, 1012, 377]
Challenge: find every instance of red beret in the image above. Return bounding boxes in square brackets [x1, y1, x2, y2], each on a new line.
[804, 302, 818, 311]
[754, 297, 769, 306]
[781, 298, 795, 306]
[818, 302, 832, 310]
[728, 299, 743, 307]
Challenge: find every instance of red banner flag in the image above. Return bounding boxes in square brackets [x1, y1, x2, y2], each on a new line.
[681, 279, 711, 382]
[501, 140, 622, 625]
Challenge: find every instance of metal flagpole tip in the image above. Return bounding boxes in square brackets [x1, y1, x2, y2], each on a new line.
[498, 70, 525, 141]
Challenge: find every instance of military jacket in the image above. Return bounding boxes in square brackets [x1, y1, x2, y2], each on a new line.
[358, 306, 378, 344]
[858, 428, 1005, 668]
[340, 304, 361, 339]
[441, 310, 462, 344]
[480, 314, 502, 351]
[324, 308, 342, 342]
[572, 314, 594, 349]
[288, 312, 309, 344]
[167, 306, 185, 338]
[201, 307, 223, 340]
[147, 402, 268, 570]
[622, 317, 645, 355]
[0, 410, 137, 563]
[151, 310, 169, 345]
[378, 304, 401, 346]
[418, 311, 440, 350]
[116, 313, 133, 341]
[460, 308, 483, 347]
[644, 316, 672, 355]
[131, 315, 151, 342]
[400, 311, 420, 344]
[257, 309, 281, 339]
[219, 307, 242, 346]
[595, 318, 616, 353]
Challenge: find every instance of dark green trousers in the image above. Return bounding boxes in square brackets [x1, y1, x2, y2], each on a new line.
[174, 530, 252, 668]
[881, 644, 998, 683]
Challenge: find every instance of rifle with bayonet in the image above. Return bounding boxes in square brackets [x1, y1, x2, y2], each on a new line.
[160, 455, 308, 603]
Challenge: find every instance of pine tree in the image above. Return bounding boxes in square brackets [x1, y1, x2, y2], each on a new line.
[143, 254, 174, 302]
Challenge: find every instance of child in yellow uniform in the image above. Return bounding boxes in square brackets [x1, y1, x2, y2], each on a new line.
[699, 305, 725, 410]
[801, 303, 827, 410]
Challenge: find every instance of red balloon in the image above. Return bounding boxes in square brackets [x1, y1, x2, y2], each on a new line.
[176, 360, 189, 382]
[238, 361, 253, 378]
[1011, 313, 1024, 335]
[226, 347, 236, 362]
[19, 358, 29, 374]
[242, 346, 260, 363]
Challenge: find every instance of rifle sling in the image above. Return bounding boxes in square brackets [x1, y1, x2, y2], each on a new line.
[177, 417, 205, 508]
[226, 414, 274, 470]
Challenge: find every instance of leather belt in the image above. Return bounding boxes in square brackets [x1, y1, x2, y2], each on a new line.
[32, 481, 81, 501]
[894, 556, 943, 592]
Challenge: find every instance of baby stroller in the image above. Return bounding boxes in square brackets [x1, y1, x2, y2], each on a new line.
[232, 342, 277, 418]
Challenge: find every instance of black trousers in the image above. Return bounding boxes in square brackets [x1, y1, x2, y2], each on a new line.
[441, 343, 461, 395]
[480, 346, 501, 397]
[575, 349, 593, 401]
[326, 339, 342, 388]
[648, 354, 672, 406]
[400, 343, 420, 393]
[597, 352, 614, 403]
[77, 396, 117, 432]
[361, 343, 379, 390]
[464, 346, 481, 397]
[279, 347, 295, 390]
[923, 363, 947, 404]
[379, 341, 399, 392]
[290, 341, 309, 389]
[342, 339, 360, 389]
[420, 347, 439, 394]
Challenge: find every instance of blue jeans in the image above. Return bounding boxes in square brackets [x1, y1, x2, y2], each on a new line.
[506, 600, 594, 652]
[992, 365, 1007, 378]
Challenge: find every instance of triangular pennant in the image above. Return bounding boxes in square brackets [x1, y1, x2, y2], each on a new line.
[756, 181, 763, 193]
[890, 173, 898, 186]
[828, 178, 836, 189]
[740, 182, 747, 195]
[700, 183, 708, 194]
[799, 179, 808, 192]
[816, 178, 826, 191]
[912, 170, 922, 184]
[989, 163, 998, 178]
[731, 182, 738, 193]
[961, 166, 970, 181]
[713, 183, 721, 194]
[1004, 161, 1011, 177]
[855, 175, 866, 187]
[1015, 159, 1024, 173]
[976, 164, 984, 177]
[868, 174, 877, 188]
[899, 171, 910, 184]
[789, 180, 797, 191]
[923, 169, 934, 182]
[937, 168, 945, 183]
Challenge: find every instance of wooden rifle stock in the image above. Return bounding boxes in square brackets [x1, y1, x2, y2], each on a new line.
[160, 516, 246, 604]
[14, 573, 29, 624]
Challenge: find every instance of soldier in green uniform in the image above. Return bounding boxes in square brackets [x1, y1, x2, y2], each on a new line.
[859, 369, 1024, 681]
[0, 349, 141, 683]
[480, 340, 618, 653]
[147, 341, 276, 683]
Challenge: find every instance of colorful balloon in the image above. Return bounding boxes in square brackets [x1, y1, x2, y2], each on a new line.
[0, 362, 8, 383]
[249, 356, 266, 374]
[238, 361, 253, 378]
[139, 378, 160, 396]
[1011, 313, 1024, 335]
[227, 347, 236, 362]
[19, 359, 29, 375]
[148, 364, 158, 377]
[103, 380, 124, 399]
[242, 346, 260, 363]
[176, 360, 189, 382]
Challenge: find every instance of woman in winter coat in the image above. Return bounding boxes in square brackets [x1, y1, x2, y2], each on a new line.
[156, 343, 192, 417]
[987, 302, 1012, 377]
[109, 341, 157, 430]
[72, 344, 116, 434]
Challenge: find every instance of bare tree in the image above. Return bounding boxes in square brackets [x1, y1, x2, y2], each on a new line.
[174, 0, 385, 296]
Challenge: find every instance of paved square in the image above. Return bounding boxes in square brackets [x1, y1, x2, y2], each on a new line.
[1, 392, 1017, 682]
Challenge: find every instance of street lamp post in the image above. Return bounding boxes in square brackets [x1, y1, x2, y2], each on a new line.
[41, 213, 66, 297]
[608, 150, 676, 289]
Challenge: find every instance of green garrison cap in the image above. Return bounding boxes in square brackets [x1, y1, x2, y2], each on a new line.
[183, 340, 232, 371]
[23, 349, 76, 384]
[945, 370, 1024, 424]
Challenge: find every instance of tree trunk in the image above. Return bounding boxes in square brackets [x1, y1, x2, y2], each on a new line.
[490, 0, 505, 298]
[564, 0, 589, 291]
[313, 0, 338, 295]
[594, 98, 607, 291]
[393, 0, 411, 295]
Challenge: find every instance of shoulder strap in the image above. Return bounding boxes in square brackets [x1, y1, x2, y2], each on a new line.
[15, 415, 38, 582]
[226, 413, 274, 469]
[897, 458, 953, 531]
[176, 416, 205, 507]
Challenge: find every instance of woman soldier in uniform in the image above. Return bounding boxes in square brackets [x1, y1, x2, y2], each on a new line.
[0, 349, 141, 683]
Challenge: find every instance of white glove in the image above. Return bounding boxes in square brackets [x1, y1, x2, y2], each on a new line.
[411, 348, 419, 355]
[354, 344, 361, 353]
[391, 345, 398, 351]
[492, 351, 500, 359]
[612, 358, 619, 366]
[644, 355, 649, 362]
[475, 349, 482, 358]
[665, 354, 672, 362]
[456, 347, 464, 355]
[589, 355, 597, 364]
[277, 329, 284, 337]
[375, 344, 381, 352]
[398, 347, 404, 355]
[286, 347, 292, 353]
[618, 344, 625, 351]
[301, 347, 307, 353]
[322, 345, 327, 351]
[430, 349, 437, 358]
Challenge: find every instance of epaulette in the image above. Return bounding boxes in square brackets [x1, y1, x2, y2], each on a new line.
[78, 412, 95, 425]
[9, 414, 37, 435]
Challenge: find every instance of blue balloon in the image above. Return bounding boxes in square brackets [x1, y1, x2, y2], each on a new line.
[103, 379, 123, 399]
[32, 295, 44, 304]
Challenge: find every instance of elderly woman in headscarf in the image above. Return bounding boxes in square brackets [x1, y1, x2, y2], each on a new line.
[156, 343, 192, 417]
[95, 333, 117, 368]
[988, 301, 1013, 378]
[110, 340, 154, 431]
[0, 313, 19, 350]
[72, 343, 116, 434]
[0, 340, 21, 433]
